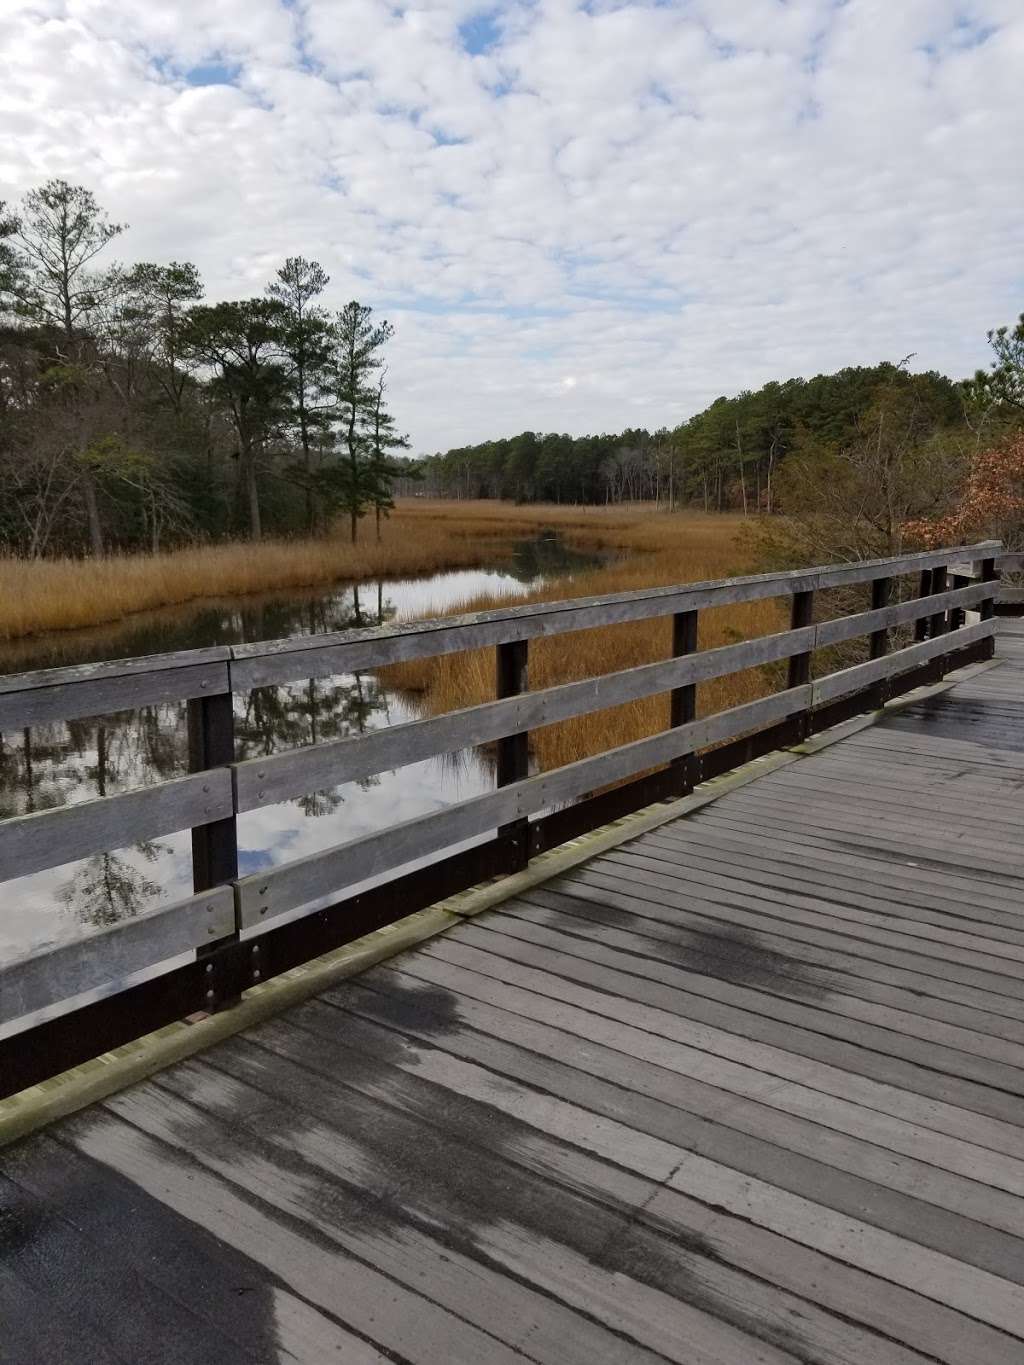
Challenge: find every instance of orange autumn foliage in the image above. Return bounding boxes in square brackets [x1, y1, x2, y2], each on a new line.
[905, 432, 1024, 549]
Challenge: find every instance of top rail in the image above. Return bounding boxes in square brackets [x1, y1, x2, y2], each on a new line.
[0, 542, 1002, 725]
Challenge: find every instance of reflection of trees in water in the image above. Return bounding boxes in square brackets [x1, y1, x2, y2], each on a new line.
[2, 578, 507, 929]
[238, 671, 389, 819]
[57, 843, 165, 929]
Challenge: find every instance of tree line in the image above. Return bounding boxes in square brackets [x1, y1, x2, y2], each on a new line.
[0, 179, 409, 557]
[3, 178, 1023, 561]
[411, 346, 1023, 521]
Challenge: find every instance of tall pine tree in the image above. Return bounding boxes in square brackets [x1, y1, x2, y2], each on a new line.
[333, 301, 394, 544]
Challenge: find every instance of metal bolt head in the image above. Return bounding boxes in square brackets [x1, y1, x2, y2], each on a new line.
[205, 962, 214, 974]
[252, 969, 262, 983]
[205, 989, 216, 1003]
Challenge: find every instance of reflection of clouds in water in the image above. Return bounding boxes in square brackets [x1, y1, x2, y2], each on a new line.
[0, 553, 592, 958]
[1, 700, 494, 956]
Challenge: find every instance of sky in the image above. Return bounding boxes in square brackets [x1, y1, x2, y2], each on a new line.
[2, 0, 1023, 453]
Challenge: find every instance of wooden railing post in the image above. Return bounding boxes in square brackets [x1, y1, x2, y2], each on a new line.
[929, 565, 949, 641]
[913, 569, 933, 641]
[187, 682, 240, 1008]
[787, 591, 815, 688]
[868, 576, 891, 707]
[496, 638, 530, 871]
[786, 589, 814, 742]
[869, 577, 891, 659]
[670, 609, 699, 793]
[949, 574, 969, 631]
[980, 556, 998, 658]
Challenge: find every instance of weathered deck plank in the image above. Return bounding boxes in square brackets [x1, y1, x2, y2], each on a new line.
[3, 625, 1024, 1361]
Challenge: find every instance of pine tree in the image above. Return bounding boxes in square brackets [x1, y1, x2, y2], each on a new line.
[267, 257, 335, 532]
[333, 301, 394, 544]
[367, 369, 410, 541]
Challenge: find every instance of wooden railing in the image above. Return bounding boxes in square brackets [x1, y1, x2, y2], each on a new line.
[951, 549, 1024, 609]
[0, 540, 1002, 1095]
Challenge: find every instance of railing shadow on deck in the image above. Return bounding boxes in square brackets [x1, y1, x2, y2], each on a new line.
[0, 540, 1002, 1096]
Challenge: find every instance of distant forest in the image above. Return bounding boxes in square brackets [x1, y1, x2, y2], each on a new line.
[2, 179, 1022, 558]
[405, 356, 1018, 513]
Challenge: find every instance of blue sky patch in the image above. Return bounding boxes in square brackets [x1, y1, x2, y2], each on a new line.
[459, 10, 502, 55]
[184, 59, 240, 87]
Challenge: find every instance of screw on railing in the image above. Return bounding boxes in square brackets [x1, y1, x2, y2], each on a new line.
[187, 679, 240, 1007]
[669, 609, 698, 794]
[913, 568, 933, 641]
[496, 638, 530, 872]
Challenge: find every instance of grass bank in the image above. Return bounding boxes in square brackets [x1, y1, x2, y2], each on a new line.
[381, 509, 786, 773]
[0, 501, 654, 643]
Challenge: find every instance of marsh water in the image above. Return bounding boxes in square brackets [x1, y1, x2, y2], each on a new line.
[0, 537, 602, 960]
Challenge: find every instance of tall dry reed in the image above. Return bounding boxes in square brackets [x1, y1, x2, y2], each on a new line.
[0, 500, 704, 643]
[381, 510, 786, 773]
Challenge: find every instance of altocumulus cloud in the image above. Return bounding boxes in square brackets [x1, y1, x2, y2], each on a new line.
[2, 0, 1022, 449]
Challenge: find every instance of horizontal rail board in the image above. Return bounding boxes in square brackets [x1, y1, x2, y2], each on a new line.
[0, 645, 231, 695]
[234, 581, 993, 809]
[0, 661, 230, 733]
[814, 581, 993, 648]
[0, 770, 234, 883]
[229, 542, 1000, 688]
[234, 684, 813, 926]
[233, 624, 819, 810]
[811, 618, 995, 705]
[0, 887, 234, 1028]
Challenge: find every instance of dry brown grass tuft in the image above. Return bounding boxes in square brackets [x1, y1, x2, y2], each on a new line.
[381, 509, 786, 773]
[0, 499, 737, 643]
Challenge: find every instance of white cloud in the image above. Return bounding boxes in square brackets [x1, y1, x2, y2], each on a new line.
[1, 0, 1022, 449]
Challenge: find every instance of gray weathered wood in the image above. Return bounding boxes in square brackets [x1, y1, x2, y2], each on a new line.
[814, 581, 992, 649]
[229, 542, 1000, 688]
[0, 770, 234, 882]
[233, 627, 817, 810]
[810, 618, 994, 706]
[233, 589, 993, 811]
[0, 660, 230, 733]
[234, 684, 812, 924]
[0, 887, 234, 1026]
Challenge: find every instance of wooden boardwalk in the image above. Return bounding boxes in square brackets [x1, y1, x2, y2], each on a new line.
[4, 626, 1024, 1363]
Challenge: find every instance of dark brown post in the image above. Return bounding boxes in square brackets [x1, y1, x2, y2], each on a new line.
[786, 589, 814, 743]
[980, 557, 998, 621]
[929, 565, 948, 640]
[496, 638, 529, 871]
[913, 569, 932, 641]
[188, 685, 240, 1008]
[670, 609, 698, 794]
[188, 689, 238, 890]
[787, 590, 814, 688]
[980, 556, 998, 658]
[869, 576, 891, 660]
[949, 573, 969, 631]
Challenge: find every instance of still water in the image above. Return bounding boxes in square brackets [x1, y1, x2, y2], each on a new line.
[0, 537, 601, 960]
